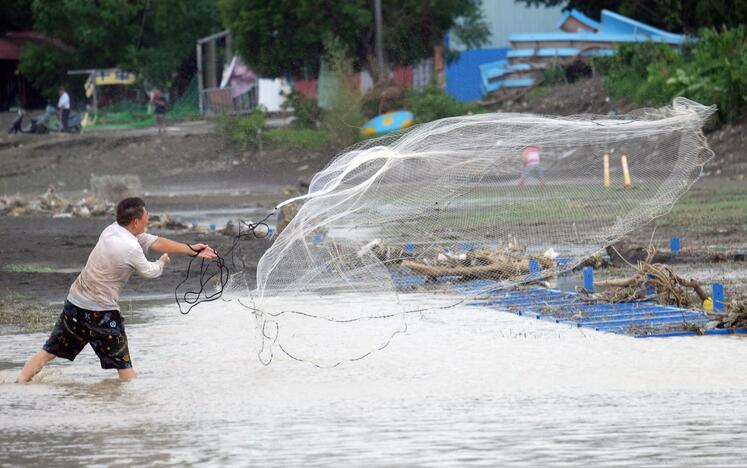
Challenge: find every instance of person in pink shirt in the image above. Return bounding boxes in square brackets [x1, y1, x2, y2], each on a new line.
[519, 145, 545, 187]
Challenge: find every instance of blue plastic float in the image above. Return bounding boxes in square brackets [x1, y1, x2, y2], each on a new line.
[361, 110, 414, 138]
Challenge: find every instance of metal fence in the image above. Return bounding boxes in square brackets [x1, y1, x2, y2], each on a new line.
[200, 86, 258, 116]
[413, 58, 435, 88]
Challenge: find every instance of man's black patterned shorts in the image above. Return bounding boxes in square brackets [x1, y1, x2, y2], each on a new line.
[43, 300, 132, 369]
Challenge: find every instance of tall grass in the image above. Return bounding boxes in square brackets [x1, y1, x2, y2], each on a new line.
[594, 27, 747, 123]
[405, 84, 482, 123]
[318, 35, 366, 148]
[218, 109, 331, 151]
[216, 108, 266, 149]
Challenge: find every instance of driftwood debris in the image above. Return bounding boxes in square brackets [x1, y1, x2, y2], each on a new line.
[402, 259, 528, 280]
[594, 246, 708, 308]
[398, 248, 553, 281]
[607, 240, 742, 264]
[712, 300, 747, 329]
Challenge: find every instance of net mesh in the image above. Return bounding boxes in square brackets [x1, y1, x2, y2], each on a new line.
[231, 98, 715, 366]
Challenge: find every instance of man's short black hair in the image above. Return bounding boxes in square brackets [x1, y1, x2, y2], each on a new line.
[116, 197, 146, 226]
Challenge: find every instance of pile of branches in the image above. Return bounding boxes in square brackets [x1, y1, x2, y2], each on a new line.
[362, 239, 606, 281]
[593, 246, 707, 308]
[579, 245, 747, 333]
[709, 300, 747, 330]
[396, 246, 553, 281]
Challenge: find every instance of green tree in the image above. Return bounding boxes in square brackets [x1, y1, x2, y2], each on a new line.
[595, 27, 747, 122]
[319, 35, 366, 147]
[0, 0, 34, 35]
[219, 0, 371, 78]
[219, 0, 489, 78]
[17, 44, 75, 99]
[515, 0, 747, 33]
[18, 0, 222, 96]
[123, 0, 224, 88]
[383, 0, 489, 65]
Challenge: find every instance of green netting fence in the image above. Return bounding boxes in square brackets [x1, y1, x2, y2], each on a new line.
[85, 76, 200, 130]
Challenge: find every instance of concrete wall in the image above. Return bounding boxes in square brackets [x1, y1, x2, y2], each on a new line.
[450, 0, 565, 50]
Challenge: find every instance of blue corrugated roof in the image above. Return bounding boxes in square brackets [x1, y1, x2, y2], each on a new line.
[507, 47, 615, 59]
[483, 77, 536, 93]
[471, 8, 688, 99]
[480, 61, 531, 78]
[511, 9, 687, 46]
[507, 48, 536, 58]
[510, 31, 686, 45]
[556, 8, 602, 31]
[600, 9, 685, 42]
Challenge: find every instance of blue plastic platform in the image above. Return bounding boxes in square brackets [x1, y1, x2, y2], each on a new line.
[472, 286, 746, 337]
[391, 272, 745, 338]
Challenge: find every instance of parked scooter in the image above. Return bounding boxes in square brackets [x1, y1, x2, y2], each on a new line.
[54, 105, 84, 133]
[7, 105, 82, 134]
[7, 107, 52, 134]
[61, 110, 83, 133]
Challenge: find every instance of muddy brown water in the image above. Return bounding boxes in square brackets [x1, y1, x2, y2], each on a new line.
[1, 295, 747, 466]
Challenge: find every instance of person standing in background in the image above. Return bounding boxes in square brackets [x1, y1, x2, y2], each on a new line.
[57, 86, 70, 131]
[151, 90, 167, 135]
[519, 145, 545, 187]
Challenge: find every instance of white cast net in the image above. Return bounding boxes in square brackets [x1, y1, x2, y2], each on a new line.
[233, 98, 715, 366]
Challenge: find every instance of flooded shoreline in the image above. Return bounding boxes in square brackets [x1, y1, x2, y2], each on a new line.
[2, 299, 746, 466]
[1, 128, 744, 465]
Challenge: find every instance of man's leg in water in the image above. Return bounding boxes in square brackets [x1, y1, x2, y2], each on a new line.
[17, 350, 56, 383]
[117, 368, 135, 380]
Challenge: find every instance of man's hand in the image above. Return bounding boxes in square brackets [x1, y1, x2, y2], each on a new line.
[159, 253, 171, 266]
[190, 243, 218, 260]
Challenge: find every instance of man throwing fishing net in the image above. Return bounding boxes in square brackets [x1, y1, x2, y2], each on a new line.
[17, 197, 217, 383]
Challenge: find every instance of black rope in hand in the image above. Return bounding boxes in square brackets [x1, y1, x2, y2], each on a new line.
[174, 243, 230, 315]
[174, 209, 276, 315]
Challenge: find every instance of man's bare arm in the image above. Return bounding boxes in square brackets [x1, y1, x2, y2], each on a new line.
[150, 238, 217, 259]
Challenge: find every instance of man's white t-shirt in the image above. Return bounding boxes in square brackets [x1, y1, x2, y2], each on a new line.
[58, 92, 70, 110]
[67, 222, 163, 311]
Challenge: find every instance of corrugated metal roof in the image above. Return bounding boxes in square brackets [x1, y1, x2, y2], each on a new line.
[0, 39, 23, 60]
[509, 31, 686, 45]
[0, 31, 76, 60]
[600, 9, 685, 41]
[557, 9, 601, 31]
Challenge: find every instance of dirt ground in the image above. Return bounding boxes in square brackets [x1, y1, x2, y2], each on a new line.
[0, 118, 332, 321]
[0, 215, 269, 305]
[489, 77, 747, 179]
[1, 81, 745, 326]
[0, 121, 328, 197]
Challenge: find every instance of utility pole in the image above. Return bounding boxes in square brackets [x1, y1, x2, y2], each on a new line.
[374, 0, 385, 82]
